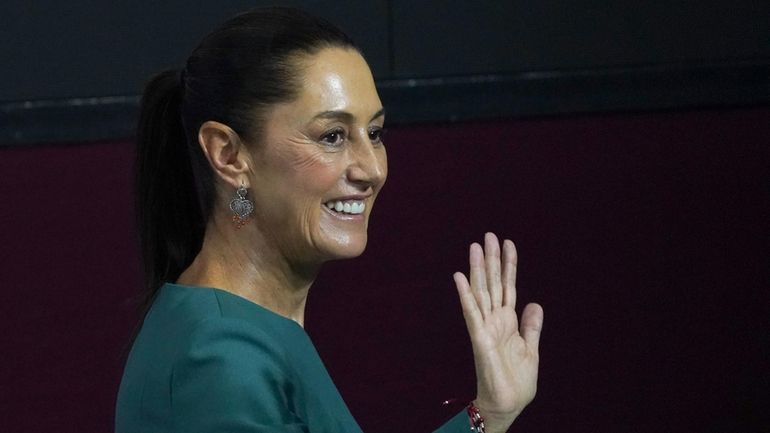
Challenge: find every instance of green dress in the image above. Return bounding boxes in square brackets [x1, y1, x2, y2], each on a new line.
[115, 283, 469, 432]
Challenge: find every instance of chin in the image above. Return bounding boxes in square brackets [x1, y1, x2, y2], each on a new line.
[319, 232, 368, 261]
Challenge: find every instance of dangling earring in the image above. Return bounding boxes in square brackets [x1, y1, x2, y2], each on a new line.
[229, 182, 254, 229]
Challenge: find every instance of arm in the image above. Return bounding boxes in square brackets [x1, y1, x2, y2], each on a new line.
[453, 233, 544, 433]
[171, 318, 307, 433]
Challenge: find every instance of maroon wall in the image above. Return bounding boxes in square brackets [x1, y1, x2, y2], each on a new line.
[1, 107, 768, 432]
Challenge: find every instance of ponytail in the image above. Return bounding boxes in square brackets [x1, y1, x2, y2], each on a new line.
[135, 70, 205, 311]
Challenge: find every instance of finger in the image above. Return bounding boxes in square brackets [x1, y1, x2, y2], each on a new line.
[453, 272, 483, 331]
[484, 233, 503, 309]
[520, 302, 544, 353]
[469, 242, 491, 318]
[502, 239, 518, 309]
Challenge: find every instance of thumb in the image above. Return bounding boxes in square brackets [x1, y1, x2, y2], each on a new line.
[520, 303, 543, 353]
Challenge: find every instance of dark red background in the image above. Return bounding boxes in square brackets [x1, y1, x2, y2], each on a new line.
[1, 107, 768, 432]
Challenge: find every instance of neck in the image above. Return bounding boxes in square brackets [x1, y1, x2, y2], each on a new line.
[176, 213, 320, 327]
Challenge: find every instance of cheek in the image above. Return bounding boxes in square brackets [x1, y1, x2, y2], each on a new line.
[270, 142, 343, 195]
[289, 153, 342, 197]
[275, 154, 345, 234]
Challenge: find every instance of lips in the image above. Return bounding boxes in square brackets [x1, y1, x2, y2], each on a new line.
[324, 199, 366, 215]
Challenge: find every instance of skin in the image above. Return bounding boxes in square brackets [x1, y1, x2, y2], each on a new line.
[178, 47, 387, 324]
[454, 233, 544, 432]
[177, 47, 544, 432]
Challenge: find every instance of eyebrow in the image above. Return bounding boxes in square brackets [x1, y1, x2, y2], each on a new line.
[312, 107, 386, 123]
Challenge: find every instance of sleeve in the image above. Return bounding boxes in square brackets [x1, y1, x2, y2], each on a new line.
[432, 410, 471, 433]
[170, 318, 308, 433]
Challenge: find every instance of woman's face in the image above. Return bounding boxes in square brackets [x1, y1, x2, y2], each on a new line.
[248, 47, 387, 265]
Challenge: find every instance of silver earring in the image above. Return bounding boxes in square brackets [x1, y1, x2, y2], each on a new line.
[229, 183, 254, 229]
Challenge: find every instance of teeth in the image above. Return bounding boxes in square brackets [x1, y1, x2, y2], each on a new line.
[324, 200, 366, 215]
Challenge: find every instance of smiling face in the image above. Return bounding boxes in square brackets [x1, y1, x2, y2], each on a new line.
[246, 47, 387, 265]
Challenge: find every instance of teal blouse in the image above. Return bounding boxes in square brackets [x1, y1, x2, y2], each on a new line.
[115, 283, 469, 432]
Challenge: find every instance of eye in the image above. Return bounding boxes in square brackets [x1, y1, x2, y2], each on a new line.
[319, 128, 346, 147]
[368, 127, 385, 144]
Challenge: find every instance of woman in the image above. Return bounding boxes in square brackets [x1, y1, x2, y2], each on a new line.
[116, 7, 543, 433]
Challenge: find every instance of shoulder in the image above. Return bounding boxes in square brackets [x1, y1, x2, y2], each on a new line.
[145, 284, 308, 384]
[170, 316, 304, 428]
[173, 315, 292, 385]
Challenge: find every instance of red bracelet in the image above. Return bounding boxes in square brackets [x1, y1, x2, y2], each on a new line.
[467, 403, 486, 433]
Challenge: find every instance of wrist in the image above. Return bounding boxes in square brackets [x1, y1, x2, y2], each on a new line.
[466, 403, 486, 432]
[471, 400, 519, 433]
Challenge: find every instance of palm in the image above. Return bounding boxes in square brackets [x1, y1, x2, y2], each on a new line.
[453, 233, 543, 432]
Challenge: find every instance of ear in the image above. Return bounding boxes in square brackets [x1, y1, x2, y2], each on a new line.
[197, 121, 251, 188]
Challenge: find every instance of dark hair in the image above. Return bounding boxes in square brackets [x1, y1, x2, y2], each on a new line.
[135, 7, 358, 311]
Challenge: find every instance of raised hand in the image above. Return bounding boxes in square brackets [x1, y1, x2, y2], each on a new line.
[453, 233, 544, 433]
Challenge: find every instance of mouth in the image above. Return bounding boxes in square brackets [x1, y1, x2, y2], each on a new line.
[323, 199, 366, 218]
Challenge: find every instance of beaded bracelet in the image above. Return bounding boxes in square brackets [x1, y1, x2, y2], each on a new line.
[467, 403, 486, 433]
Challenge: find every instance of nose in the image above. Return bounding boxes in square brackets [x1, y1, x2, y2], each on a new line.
[345, 130, 387, 189]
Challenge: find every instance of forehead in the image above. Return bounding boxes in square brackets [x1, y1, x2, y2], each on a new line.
[293, 47, 382, 115]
